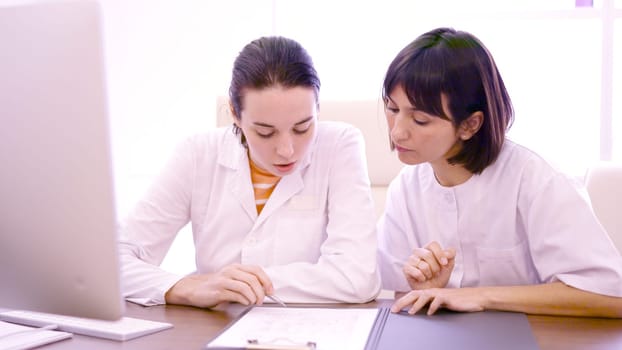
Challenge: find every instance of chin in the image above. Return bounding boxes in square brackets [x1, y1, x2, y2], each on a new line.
[397, 154, 421, 166]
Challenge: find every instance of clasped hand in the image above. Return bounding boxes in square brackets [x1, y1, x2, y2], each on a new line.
[403, 241, 456, 290]
[391, 241, 484, 315]
[165, 263, 274, 308]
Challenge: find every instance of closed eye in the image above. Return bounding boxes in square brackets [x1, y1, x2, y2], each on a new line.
[293, 126, 310, 135]
[385, 106, 398, 114]
[256, 131, 275, 138]
[255, 126, 275, 138]
[412, 110, 431, 126]
[292, 119, 314, 134]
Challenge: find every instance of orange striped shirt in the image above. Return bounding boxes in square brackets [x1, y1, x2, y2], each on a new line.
[249, 159, 281, 215]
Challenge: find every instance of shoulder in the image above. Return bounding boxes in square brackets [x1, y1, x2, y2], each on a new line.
[177, 127, 234, 153]
[485, 140, 580, 195]
[488, 140, 560, 178]
[170, 127, 241, 166]
[311, 121, 365, 158]
[184, 127, 230, 145]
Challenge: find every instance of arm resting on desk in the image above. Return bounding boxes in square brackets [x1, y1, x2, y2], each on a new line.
[393, 282, 622, 318]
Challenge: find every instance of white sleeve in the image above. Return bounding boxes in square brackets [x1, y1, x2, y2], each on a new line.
[376, 172, 417, 292]
[264, 126, 381, 303]
[117, 137, 197, 305]
[522, 171, 622, 297]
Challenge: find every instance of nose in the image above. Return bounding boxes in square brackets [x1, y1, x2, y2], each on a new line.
[389, 113, 409, 143]
[276, 134, 294, 159]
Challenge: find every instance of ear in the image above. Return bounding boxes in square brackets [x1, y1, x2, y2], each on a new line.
[458, 111, 483, 141]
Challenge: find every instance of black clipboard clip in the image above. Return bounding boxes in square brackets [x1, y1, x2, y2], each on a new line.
[246, 338, 317, 350]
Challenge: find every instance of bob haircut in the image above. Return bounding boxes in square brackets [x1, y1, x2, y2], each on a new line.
[229, 36, 320, 145]
[382, 27, 514, 174]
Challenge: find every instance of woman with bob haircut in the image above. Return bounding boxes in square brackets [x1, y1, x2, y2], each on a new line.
[118, 36, 380, 308]
[377, 27, 622, 317]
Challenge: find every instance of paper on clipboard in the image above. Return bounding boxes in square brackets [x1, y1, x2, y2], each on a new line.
[205, 306, 379, 350]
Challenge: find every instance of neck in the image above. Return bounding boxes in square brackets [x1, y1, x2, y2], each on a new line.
[430, 160, 473, 187]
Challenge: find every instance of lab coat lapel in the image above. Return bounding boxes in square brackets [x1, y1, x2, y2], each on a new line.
[228, 161, 258, 221]
[256, 172, 303, 225]
[219, 132, 257, 221]
[255, 144, 313, 227]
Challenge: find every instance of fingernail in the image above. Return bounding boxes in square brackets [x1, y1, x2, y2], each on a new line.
[440, 257, 448, 265]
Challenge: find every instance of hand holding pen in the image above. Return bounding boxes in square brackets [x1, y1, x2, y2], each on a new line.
[165, 263, 284, 308]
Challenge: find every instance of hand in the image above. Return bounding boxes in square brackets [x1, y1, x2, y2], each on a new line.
[403, 241, 456, 290]
[165, 263, 274, 308]
[391, 287, 486, 315]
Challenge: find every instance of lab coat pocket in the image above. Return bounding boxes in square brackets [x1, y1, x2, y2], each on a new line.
[273, 197, 326, 264]
[476, 240, 537, 286]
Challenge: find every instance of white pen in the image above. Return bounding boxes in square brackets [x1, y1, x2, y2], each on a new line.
[267, 294, 287, 307]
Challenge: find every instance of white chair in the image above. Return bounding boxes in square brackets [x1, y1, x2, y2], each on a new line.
[584, 162, 622, 254]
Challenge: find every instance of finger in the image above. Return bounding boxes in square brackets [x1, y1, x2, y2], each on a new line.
[239, 265, 274, 295]
[417, 250, 441, 277]
[408, 249, 435, 278]
[424, 242, 448, 268]
[222, 278, 258, 305]
[407, 252, 424, 263]
[415, 259, 434, 279]
[237, 271, 265, 305]
[390, 291, 418, 313]
[408, 292, 431, 315]
[446, 254, 456, 270]
[444, 247, 457, 260]
[403, 262, 427, 282]
[227, 264, 274, 305]
[219, 287, 253, 306]
[427, 295, 444, 315]
[223, 265, 265, 304]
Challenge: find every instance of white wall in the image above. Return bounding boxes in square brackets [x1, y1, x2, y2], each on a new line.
[99, 0, 622, 274]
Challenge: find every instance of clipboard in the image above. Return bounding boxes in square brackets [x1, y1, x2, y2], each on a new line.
[205, 305, 539, 350]
[205, 306, 380, 350]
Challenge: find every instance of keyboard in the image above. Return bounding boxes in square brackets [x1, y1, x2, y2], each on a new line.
[0, 310, 173, 341]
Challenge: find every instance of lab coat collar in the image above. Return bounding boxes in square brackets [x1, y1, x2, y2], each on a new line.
[217, 127, 316, 226]
[255, 134, 317, 226]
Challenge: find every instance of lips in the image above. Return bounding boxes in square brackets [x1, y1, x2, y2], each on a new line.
[394, 144, 411, 152]
[274, 162, 296, 173]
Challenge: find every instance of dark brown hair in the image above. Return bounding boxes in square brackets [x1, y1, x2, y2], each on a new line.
[229, 36, 320, 145]
[382, 27, 514, 174]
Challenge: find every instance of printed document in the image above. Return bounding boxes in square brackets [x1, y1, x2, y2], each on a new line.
[206, 307, 379, 350]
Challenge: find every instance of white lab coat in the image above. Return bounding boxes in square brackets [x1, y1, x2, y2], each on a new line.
[119, 121, 381, 305]
[378, 140, 622, 296]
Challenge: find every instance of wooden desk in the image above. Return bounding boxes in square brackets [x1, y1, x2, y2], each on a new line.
[41, 300, 622, 350]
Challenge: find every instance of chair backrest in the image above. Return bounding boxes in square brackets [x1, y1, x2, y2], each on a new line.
[584, 162, 622, 254]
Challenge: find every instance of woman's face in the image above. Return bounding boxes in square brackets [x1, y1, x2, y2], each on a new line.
[385, 85, 460, 167]
[235, 86, 317, 176]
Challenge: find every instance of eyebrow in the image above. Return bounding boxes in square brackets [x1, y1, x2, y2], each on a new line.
[253, 116, 314, 128]
[386, 98, 418, 111]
